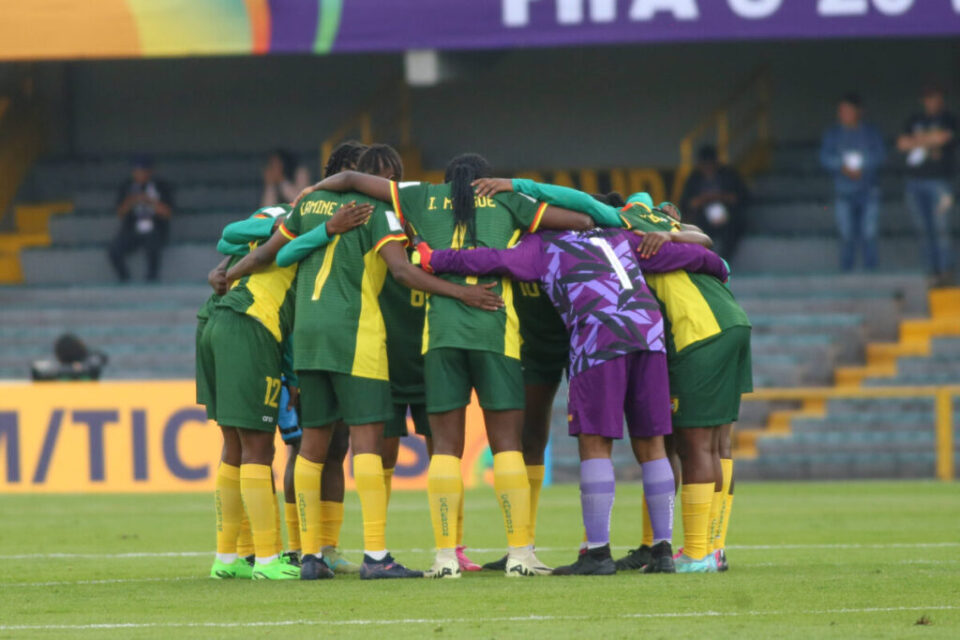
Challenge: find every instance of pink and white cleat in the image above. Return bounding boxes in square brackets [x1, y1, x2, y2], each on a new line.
[456, 545, 482, 572]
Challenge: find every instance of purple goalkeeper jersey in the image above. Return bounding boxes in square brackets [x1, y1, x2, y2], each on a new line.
[430, 229, 728, 379]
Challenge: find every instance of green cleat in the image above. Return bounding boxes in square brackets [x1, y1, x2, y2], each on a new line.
[209, 557, 252, 579]
[321, 546, 360, 574]
[252, 558, 301, 580]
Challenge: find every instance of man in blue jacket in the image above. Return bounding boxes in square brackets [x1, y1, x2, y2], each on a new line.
[820, 93, 886, 272]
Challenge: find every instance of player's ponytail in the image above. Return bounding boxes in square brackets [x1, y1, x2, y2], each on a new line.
[445, 153, 492, 248]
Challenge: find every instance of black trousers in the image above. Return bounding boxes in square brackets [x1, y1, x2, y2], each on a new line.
[107, 219, 168, 281]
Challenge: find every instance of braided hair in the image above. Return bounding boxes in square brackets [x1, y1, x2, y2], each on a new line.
[444, 153, 492, 248]
[324, 140, 367, 178]
[357, 144, 404, 180]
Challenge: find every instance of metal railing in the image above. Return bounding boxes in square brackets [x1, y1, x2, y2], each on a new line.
[743, 385, 960, 481]
[672, 67, 771, 203]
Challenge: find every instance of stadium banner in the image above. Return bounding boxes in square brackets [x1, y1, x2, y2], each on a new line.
[1, 0, 959, 61]
[0, 381, 496, 494]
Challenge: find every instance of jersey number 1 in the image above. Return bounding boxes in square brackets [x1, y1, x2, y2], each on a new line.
[589, 237, 634, 290]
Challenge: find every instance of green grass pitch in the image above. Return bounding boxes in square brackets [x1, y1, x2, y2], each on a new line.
[1, 481, 958, 638]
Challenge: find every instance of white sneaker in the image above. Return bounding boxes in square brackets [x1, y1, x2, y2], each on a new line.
[505, 547, 552, 577]
[424, 550, 461, 579]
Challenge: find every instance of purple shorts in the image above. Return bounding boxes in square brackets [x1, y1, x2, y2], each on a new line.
[567, 351, 672, 440]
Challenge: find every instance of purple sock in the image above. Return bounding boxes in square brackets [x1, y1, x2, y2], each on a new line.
[580, 458, 615, 547]
[641, 457, 675, 544]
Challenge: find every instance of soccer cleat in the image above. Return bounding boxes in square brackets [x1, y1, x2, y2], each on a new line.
[553, 545, 617, 576]
[641, 541, 676, 574]
[209, 557, 250, 579]
[505, 548, 553, 577]
[614, 545, 653, 571]
[715, 548, 729, 572]
[674, 553, 717, 573]
[320, 546, 360, 574]
[359, 554, 423, 580]
[282, 551, 301, 567]
[299, 553, 335, 580]
[482, 554, 508, 572]
[456, 545, 482, 572]
[672, 546, 684, 560]
[252, 558, 301, 580]
[235, 555, 255, 579]
[424, 553, 461, 579]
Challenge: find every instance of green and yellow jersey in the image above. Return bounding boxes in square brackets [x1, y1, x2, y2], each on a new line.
[389, 181, 547, 359]
[514, 280, 569, 369]
[379, 268, 426, 403]
[282, 189, 406, 380]
[619, 203, 750, 356]
[216, 245, 297, 345]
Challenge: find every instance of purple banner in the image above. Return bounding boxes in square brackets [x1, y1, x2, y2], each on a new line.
[330, 0, 960, 53]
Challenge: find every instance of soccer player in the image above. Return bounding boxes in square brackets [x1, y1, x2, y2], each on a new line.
[203, 205, 291, 579]
[414, 223, 728, 574]
[479, 179, 750, 573]
[297, 153, 594, 578]
[227, 146, 502, 580]
[200, 202, 368, 580]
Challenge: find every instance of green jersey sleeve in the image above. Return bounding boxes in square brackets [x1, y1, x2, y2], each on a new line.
[280, 206, 302, 239]
[369, 204, 408, 252]
[389, 181, 430, 229]
[511, 179, 623, 228]
[216, 238, 250, 256]
[276, 222, 330, 267]
[496, 192, 549, 233]
[221, 217, 275, 245]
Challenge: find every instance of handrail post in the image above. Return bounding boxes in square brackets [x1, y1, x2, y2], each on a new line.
[935, 388, 954, 481]
[717, 111, 730, 164]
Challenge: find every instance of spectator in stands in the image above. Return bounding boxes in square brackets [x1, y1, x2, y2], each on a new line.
[819, 93, 886, 272]
[680, 145, 749, 260]
[107, 156, 174, 282]
[260, 149, 310, 207]
[897, 86, 957, 285]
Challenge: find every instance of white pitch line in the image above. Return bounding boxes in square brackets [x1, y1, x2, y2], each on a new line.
[2, 541, 958, 561]
[0, 606, 956, 632]
[0, 577, 200, 588]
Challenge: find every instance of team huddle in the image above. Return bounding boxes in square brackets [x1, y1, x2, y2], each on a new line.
[196, 141, 752, 581]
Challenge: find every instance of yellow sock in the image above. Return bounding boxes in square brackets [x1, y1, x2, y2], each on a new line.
[641, 496, 654, 547]
[285, 502, 301, 552]
[493, 451, 531, 548]
[526, 464, 545, 543]
[353, 453, 387, 553]
[294, 456, 323, 556]
[428, 455, 462, 550]
[707, 490, 723, 553]
[384, 467, 395, 509]
[237, 511, 255, 557]
[240, 464, 278, 561]
[681, 483, 714, 560]
[717, 458, 735, 549]
[272, 489, 283, 555]
[319, 501, 344, 549]
[455, 475, 465, 546]
[214, 463, 243, 555]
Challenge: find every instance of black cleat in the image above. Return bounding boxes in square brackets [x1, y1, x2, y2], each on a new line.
[715, 548, 729, 572]
[552, 545, 616, 576]
[482, 554, 508, 571]
[282, 551, 301, 567]
[359, 554, 424, 580]
[300, 553, 335, 580]
[641, 540, 676, 574]
[614, 545, 652, 571]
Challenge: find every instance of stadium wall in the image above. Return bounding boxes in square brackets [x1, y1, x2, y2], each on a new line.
[0, 381, 499, 494]
[32, 38, 959, 169]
